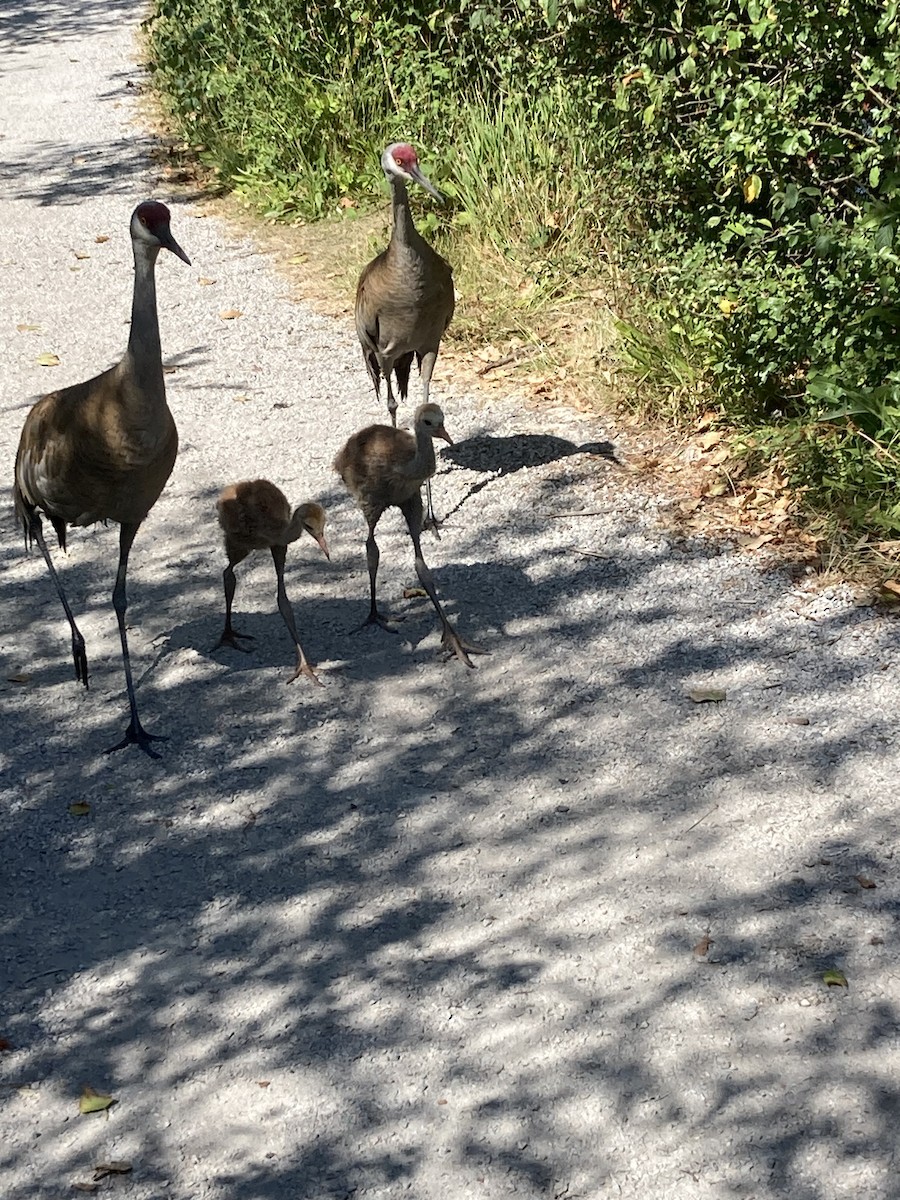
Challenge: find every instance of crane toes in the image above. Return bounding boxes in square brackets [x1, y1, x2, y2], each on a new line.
[351, 609, 402, 635]
[287, 661, 323, 687]
[214, 628, 256, 654]
[422, 512, 443, 540]
[440, 626, 488, 669]
[105, 720, 168, 760]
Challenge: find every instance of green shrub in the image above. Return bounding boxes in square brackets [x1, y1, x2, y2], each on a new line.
[147, 0, 900, 535]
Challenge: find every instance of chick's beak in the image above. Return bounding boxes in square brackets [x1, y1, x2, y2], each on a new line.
[317, 535, 331, 560]
[436, 425, 454, 445]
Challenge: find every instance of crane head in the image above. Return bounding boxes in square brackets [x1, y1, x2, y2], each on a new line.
[414, 403, 453, 445]
[131, 200, 191, 265]
[295, 502, 330, 559]
[381, 143, 444, 203]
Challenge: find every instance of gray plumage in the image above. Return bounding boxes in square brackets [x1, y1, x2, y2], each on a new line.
[355, 142, 454, 530]
[13, 200, 190, 757]
[334, 403, 485, 667]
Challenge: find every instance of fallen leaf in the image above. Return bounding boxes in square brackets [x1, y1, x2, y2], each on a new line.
[437, 1097, 448, 1105]
[699, 430, 723, 450]
[696, 410, 719, 431]
[73, 251, 91, 260]
[16, 323, 41, 332]
[197, 276, 216, 286]
[882, 579, 900, 596]
[68, 802, 91, 816]
[707, 447, 731, 467]
[36, 352, 60, 367]
[784, 715, 810, 726]
[219, 308, 242, 320]
[6, 673, 31, 684]
[0, 1037, 12, 1051]
[855, 875, 876, 889]
[822, 969, 848, 988]
[233, 395, 251, 404]
[256, 1080, 271, 1088]
[718, 297, 739, 315]
[688, 687, 727, 703]
[338, 197, 356, 209]
[92, 1162, 132, 1180]
[95, 235, 109, 244]
[78, 1086, 115, 1115]
[287, 255, 307, 265]
[739, 533, 776, 550]
[704, 480, 729, 497]
[693, 934, 713, 957]
[403, 587, 427, 599]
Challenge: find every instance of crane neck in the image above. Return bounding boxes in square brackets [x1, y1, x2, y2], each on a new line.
[283, 507, 309, 545]
[389, 176, 419, 248]
[400, 421, 437, 482]
[123, 241, 165, 395]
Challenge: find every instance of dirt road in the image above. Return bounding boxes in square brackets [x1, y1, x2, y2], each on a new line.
[1, 3, 898, 1197]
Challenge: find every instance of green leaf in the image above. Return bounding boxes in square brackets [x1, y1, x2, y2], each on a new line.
[79, 1087, 115, 1115]
[823, 969, 848, 988]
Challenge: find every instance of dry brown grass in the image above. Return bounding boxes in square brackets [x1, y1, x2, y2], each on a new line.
[140, 121, 897, 602]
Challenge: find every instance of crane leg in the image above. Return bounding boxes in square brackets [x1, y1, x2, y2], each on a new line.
[271, 545, 320, 686]
[27, 512, 89, 687]
[215, 558, 255, 652]
[385, 378, 398, 427]
[352, 525, 397, 634]
[401, 499, 487, 668]
[105, 521, 166, 759]
[419, 355, 442, 537]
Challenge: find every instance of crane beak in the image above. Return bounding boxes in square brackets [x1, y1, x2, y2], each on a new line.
[316, 534, 331, 560]
[410, 164, 445, 204]
[160, 227, 191, 266]
[436, 426, 454, 445]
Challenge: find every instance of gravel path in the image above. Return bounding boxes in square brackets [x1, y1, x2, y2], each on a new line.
[1, 4, 898, 1198]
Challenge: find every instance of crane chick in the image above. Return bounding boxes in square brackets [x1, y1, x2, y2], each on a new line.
[215, 479, 329, 685]
[334, 403, 484, 668]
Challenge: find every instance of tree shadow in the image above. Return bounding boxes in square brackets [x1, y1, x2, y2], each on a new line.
[1, 478, 898, 1199]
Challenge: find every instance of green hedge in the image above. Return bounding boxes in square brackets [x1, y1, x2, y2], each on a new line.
[148, 0, 900, 532]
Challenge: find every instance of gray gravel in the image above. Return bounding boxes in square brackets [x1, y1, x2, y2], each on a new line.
[1, 3, 899, 1198]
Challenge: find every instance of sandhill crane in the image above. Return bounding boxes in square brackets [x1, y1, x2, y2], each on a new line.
[214, 479, 329, 685]
[355, 142, 454, 532]
[334, 403, 485, 668]
[13, 200, 189, 758]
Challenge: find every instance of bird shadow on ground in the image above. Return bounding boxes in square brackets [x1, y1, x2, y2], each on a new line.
[1, 481, 898, 1200]
[437, 433, 619, 521]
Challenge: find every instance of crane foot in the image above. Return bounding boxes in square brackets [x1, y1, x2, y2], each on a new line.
[423, 511, 443, 540]
[105, 720, 168, 760]
[213, 627, 255, 654]
[440, 626, 488, 669]
[351, 609, 402, 635]
[287, 661, 323, 687]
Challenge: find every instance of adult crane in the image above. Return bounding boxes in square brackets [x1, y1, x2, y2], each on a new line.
[355, 142, 454, 533]
[13, 200, 189, 758]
